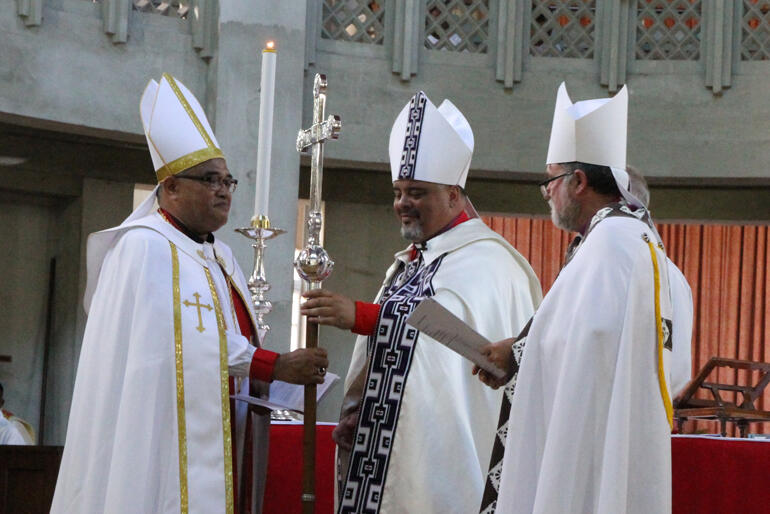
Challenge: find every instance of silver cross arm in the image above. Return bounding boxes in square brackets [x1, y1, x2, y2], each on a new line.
[296, 114, 342, 153]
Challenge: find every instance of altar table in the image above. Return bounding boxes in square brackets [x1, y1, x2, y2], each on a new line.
[264, 424, 770, 514]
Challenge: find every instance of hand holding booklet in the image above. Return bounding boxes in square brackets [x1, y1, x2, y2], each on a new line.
[232, 372, 339, 413]
[406, 298, 507, 379]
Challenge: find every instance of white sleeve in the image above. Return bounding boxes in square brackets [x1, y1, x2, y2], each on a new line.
[226, 330, 257, 377]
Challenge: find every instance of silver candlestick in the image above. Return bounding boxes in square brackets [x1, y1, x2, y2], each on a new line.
[235, 215, 286, 336]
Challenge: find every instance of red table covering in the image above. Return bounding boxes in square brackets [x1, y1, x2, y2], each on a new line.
[672, 435, 770, 514]
[264, 425, 770, 514]
[264, 422, 336, 514]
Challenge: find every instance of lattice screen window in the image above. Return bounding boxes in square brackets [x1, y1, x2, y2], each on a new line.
[322, 0, 386, 44]
[132, 0, 191, 18]
[530, 0, 597, 58]
[636, 0, 702, 60]
[425, 0, 490, 53]
[742, 0, 770, 60]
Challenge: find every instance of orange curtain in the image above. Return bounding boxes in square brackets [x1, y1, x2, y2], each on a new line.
[483, 215, 770, 436]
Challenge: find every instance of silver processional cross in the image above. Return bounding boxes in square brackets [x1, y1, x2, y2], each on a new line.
[294, 73, 341, 514]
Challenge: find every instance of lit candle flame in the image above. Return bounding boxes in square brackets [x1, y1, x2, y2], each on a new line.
[266, 41, 275, 50]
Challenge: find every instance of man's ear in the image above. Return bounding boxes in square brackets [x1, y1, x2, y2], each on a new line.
[572, 169, 589, 195]
[447, 185, 462, 206]
[163, 177, 179, 197]
[157, 178, 177, 208]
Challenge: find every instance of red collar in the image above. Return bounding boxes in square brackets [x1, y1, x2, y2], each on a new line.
[158, 208, 214, 244]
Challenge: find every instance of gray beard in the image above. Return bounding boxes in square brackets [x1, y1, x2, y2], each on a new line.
[400, 222, 425, 242]
[550, 196, 581, 232]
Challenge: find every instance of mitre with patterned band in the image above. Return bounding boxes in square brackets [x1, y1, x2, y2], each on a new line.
[388, 91, 474, 188]
[140, 73, 224, 183]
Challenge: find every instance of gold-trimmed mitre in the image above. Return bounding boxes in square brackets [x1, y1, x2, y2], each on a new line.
[140, 73, 224, 182]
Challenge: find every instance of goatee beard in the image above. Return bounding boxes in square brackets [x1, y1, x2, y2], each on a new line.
[400, 222, 424, 242]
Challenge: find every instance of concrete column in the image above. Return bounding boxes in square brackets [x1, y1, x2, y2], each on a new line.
[102, 0, 130, 44]
[703, 0, 739, 95]
[211, 1, 307, 354]
[495, 0, 527, 89]
[597, 0, 632, 93]
[392, 0, 420, 81]
[17, 0, 42, 27]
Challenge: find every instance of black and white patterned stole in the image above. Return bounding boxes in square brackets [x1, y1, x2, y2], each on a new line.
[478, 319, 530, 514]
[339, 252, 445, 514]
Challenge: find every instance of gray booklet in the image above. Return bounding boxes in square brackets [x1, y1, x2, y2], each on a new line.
[406, 298, 507, 379]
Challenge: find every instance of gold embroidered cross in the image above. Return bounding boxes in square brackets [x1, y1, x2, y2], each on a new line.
[182, 292, 213, 333]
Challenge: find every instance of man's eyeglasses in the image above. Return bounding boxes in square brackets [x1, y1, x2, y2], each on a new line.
[176, 175, 238, 193]
[538, 171, 574, 200]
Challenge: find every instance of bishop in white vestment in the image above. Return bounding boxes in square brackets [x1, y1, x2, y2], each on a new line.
[302, 92, 542, 513]
[481, 84, 675, 514]
[51, 74, 327, 514]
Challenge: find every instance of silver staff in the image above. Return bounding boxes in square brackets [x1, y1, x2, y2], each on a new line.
[294, 73, 341, 514]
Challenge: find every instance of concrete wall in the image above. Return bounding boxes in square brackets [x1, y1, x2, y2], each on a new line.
[212, 0, 308, 357]
[309, 46, 770, 182]
[0, 0, 207, 138]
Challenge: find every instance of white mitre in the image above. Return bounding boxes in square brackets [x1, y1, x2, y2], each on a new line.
[388, 91, 474, 188]
[140, 72, 224, 183]
[546, 82, 641, 206]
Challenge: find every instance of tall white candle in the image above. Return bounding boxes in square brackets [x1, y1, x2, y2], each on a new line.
[254, 41, 277, 218]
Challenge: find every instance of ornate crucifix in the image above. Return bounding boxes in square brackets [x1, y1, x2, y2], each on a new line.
[295, 73, 341, 514]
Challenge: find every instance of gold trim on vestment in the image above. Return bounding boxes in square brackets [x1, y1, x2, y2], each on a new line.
[155, 147, 225, 182]
[164, 73, 217, 150]
[647, 239, 674, 429]
[170, 242, 189, 514]
[205, 268, 235, 514]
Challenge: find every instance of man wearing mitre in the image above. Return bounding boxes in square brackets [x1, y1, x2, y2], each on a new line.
[301, 91, 542, 513]
[476, 83, 675, 514]
[51, 73, 328, 514]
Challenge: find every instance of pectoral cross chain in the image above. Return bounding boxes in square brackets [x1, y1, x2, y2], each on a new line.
[183, 292, 213, 333]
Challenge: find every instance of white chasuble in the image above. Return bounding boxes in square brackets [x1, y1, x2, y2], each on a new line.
[338, 218, 542, 514]
[496, 213, 674, 514]
[52, 213, 265, 514]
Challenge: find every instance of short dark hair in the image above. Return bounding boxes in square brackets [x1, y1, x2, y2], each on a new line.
[561, 161, 620, 197]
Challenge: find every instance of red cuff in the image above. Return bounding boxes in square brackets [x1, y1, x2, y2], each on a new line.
[352, 301, 381, 336]
[250, 348, 280, 383]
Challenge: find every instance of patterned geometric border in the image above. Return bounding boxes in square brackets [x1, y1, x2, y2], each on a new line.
[322, 0, 386, 45]
[340, 256, 444, 514]
[530, 0, 597, 58]
[425, 0, 490, 53]
[742, 0, 770, 60]
[636, 0, 702, 60]
[398, 92, 428, 181]
[132, 0, 190, 18]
